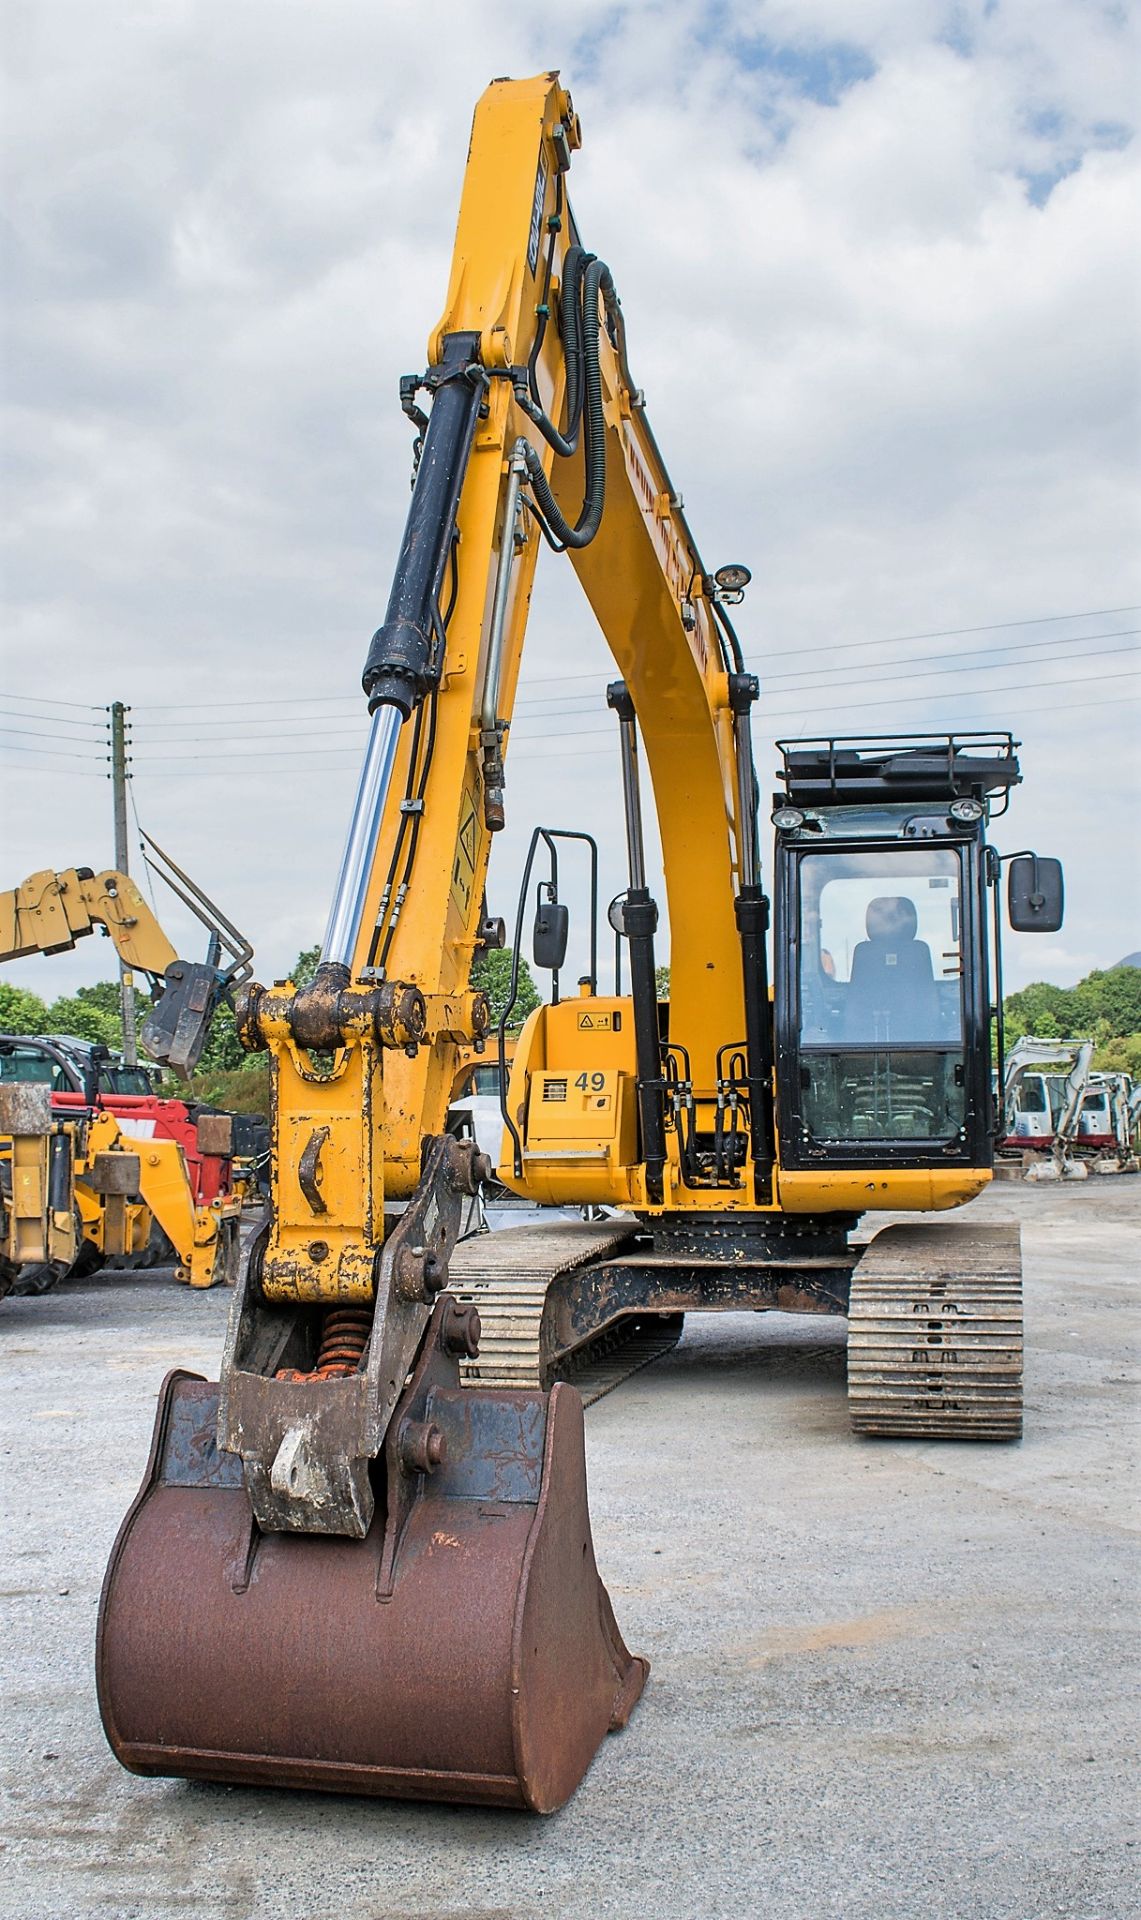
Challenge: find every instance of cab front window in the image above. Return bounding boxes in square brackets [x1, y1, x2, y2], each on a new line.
[796, 847, 967, 1144]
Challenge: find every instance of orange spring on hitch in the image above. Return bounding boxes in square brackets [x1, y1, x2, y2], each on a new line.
[314, 1308, 372, 1377]
[275, 1307, 372, 1382]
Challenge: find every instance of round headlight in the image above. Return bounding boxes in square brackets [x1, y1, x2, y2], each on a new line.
[949, 798, 983, 823]
[772, 806, 805, 831]
[714, 563, 752, 595]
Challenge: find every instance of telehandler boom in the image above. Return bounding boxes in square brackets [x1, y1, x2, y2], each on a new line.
[0, 846, 253, 1293]
[97, 73, 1063, 1812]
[0, 834, 253, 1073]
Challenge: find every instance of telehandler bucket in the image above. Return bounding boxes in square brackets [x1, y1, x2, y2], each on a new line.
[96, 1297, 646, 1812]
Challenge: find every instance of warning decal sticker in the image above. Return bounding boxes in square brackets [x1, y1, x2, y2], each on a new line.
[451, 783, 481, 918]
[527, 150, 548, 277]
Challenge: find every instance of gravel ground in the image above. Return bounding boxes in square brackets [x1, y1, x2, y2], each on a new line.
[2, 1180, 1138, 1920]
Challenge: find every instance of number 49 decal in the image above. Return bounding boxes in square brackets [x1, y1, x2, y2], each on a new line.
[575, 1072, 605, 1092]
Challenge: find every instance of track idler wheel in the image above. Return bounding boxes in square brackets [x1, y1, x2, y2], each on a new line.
[96, 1298, 647, 1812]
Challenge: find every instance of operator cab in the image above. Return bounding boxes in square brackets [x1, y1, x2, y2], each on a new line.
[772, 734, 1058, 1172]
[0, 1034, 157, 1100]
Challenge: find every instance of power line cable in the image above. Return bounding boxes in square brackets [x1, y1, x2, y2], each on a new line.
[113, 603, 1141, 712]
[121, 630, 1140, 748]
[126, 780, 163, 917]
[109, 677, 1141, 777]
[0, 739, 110, 762]
[0, 708, 107, 732]
[512, 635, 1141, 720]
[0, 724, 111, 748]
[126, 630, 1140, 735]
[1, 691, 106, 713]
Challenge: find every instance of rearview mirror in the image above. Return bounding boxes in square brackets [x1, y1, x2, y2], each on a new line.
[532, 900, 569, 971]
[1007, 855, 1064, 934]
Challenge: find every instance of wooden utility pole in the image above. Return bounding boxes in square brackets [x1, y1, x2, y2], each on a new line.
[109, 701, 138, 1064]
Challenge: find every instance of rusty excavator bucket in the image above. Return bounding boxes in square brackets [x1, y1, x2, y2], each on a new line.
[97, 1156, 646, 1812]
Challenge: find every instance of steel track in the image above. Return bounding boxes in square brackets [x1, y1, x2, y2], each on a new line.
[847, 1220, 1023, 1440]
[448, 1218, 681, 1405]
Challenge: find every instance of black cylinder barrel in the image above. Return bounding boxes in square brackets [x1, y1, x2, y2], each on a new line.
[625, 889, 667, 1206]
[362, 333, 484, 718]
[735, 885, 774, 1203]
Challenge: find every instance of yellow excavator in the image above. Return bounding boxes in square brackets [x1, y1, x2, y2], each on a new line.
[96, 74, 1064, 1812]
[0, 846, 253, 1293]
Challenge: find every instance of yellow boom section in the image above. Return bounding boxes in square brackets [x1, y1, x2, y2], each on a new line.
[0, 868, 178, 977]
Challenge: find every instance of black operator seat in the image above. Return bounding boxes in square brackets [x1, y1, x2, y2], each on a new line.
[842, 895, 940, 1043]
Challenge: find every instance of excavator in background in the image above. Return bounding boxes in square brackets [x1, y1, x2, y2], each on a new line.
[1001, 1036, 1139, 1176]
[0, 846, 253, 1297]
[97, 74, 1065, 1813]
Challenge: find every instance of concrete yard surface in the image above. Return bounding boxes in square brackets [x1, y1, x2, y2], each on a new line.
[2, 1181, 1138, 1919]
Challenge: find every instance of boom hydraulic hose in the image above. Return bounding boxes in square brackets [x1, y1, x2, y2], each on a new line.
[517, 256, 615, 551]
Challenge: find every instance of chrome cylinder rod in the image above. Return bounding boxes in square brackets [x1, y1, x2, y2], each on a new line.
[481, 442, 527, 736]
[321, 703, 403, 969]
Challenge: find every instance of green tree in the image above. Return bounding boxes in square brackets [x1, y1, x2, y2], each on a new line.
[44, 982, 124, 1048]
[654, 964, 671, 998]
[0, 983, 50, 1035]
[191, 1058, 271, 1115]
[471, 949, 541, 1029]
[1071, 967, 1141, 1038]
[1093, 1032, 1141, 1077]
[291, 946, 321, 988]
[195, 998, 247, 1073]
[1002, 965, 1141, 1075]
[1002, 979, 1079, 1044]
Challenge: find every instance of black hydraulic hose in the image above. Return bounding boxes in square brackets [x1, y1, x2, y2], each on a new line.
[518, 245, 589, 458]
[522, 257, 612, 549]
[710, 595, 746, 674]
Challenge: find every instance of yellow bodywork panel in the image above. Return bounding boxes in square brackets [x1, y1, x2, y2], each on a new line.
[0, 867, 178, 974]
[777, 1168, 993, 1213]
[3, 1132, 77, 1268]
[78, 1112, 232, 1286]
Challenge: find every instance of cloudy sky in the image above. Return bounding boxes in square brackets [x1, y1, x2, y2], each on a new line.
[2, 0, 1138, 1014]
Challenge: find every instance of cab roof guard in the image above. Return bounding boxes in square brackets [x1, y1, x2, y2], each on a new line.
[776, 731, 1021, 810]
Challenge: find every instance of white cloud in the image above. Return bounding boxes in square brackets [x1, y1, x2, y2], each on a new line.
[1, 0, 1137, 1014]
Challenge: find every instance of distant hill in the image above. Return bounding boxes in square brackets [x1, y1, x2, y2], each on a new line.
[1116, 953, 1141, 969]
